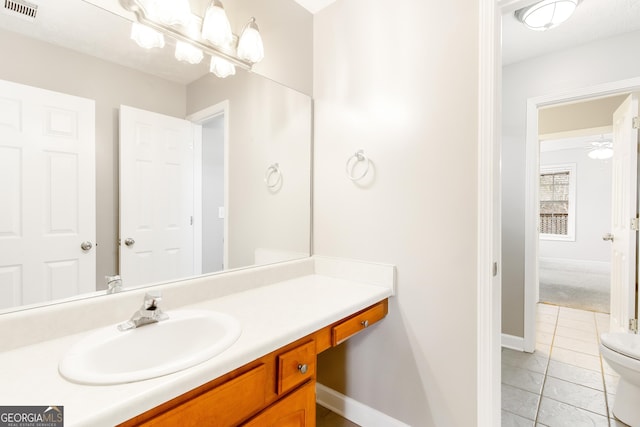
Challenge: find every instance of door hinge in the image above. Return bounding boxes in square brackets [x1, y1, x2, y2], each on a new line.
[630, 318, 638, 333]
[190, 216, 193, 226]
[634, 116, 640, 129]
[632, 217, 640, 231]
[492, 262, 498, 277]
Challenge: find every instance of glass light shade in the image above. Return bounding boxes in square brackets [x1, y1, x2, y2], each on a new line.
[130, 22, 165, 49]
[588, 148, 613, 160]
[175, 42, 204, 64]
[210, 55, 236, 78]
[516, 0, 578, 31]
[202, 1, 233, 47]
[149, 0, 192, 27]
[237, 18, 264, 63]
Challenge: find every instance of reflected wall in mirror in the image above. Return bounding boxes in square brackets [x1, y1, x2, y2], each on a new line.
[0, 0, 313, 312]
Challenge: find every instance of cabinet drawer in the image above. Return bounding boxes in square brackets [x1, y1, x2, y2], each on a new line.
[332, 300, 388, 346]
[143, 364, 267, 426]
[277, 341, 315, 395]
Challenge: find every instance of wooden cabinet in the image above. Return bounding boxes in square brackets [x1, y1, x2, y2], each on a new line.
[119, 299, 388, 427]
[243, 381, 315, 427]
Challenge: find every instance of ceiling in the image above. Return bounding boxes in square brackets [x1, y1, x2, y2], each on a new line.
[292, 0, 336, 14]
[502, 0, 640, 65]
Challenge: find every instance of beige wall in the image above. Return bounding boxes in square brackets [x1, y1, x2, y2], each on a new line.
[539, 94, 627, 136]
[502, 30, 640, 337]
[313, 0, 479, 425]
[0, 28, 186, 290]
[187, 71, 311, 269]
[225, 0, 314, 96]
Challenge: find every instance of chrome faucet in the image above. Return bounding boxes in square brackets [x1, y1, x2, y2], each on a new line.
[118, 291, 169, 331]
[106, 275, 123, 294]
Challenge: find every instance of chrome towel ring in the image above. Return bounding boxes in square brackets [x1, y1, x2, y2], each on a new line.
[346, 149, 370, 181]
[264, 163, 282, 189]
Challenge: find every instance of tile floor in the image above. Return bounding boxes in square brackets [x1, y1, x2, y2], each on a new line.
[502, 303, 628, 426]
[316, 404, 360, 427]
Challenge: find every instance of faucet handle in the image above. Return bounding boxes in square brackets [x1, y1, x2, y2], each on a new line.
[143, 291, 162, 310]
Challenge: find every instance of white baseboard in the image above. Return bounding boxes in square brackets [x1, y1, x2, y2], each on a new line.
[316, 383, 410, 427]
[501, 333, 525, 351]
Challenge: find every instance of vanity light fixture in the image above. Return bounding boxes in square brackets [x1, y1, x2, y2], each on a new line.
[515, 0, 580, 31]
[130, 22, 165, 49]
[120, 0, 264, 78]
[210, 55, 236, 78]
[201, 0, 233, 47]
[237, 18, 264, 64]
[150, 0, 192, 27]
[175, 41, 204, 64]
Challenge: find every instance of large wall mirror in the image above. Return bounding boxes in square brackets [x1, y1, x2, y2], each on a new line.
[0, 0, 312, 313]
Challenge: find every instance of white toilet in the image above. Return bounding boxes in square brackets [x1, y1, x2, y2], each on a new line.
[600, 332, 640, 426]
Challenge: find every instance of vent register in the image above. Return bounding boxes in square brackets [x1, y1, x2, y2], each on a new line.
[3, 0, 38, 21]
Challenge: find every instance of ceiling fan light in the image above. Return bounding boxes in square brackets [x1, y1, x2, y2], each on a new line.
[237, 17, 264, 63]
[130, 22, 165, 49]
[210, 55, 236, 78]
[587, 148, 613, 160]
[175, 41, 203, 64]
[202, 0, 233, 47]
[516, 0, 579, 31]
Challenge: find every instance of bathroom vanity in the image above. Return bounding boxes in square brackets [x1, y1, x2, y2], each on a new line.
[120, 300, 388, 426]
[0, 257, 394, 426]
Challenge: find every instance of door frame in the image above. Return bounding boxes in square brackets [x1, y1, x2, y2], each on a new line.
[187, 100, 230, 274]
[479, 1, 640, 424]
[522, 78, 640, 352]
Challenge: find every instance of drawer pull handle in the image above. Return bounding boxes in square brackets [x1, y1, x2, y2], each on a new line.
[297, 364, 308, 374]
[361, 320, 369, 328]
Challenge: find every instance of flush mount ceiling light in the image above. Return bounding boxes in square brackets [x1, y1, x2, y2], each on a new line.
[120, 0, 264, 77]
[587, 137, 613, 160]
[515, 0, 580, 31]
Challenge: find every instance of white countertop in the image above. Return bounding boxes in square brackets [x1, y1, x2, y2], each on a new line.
[0, 273, 392, 426]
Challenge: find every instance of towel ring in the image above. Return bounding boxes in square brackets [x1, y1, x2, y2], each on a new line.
[346, 150, 370, 181]
[264, 163, 282, 189]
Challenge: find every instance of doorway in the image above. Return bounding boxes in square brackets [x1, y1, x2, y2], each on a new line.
[522, 87, 640, 351]
[200, 114, 225, 274]
[189, 100, 230, 276]
[536, 95, 628, 314]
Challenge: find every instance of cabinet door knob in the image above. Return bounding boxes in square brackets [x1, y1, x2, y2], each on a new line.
[361, 320, 369, 328]
[297, 364, 308, 374]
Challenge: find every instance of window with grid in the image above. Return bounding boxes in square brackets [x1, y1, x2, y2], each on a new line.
[539, 164, 575, 241]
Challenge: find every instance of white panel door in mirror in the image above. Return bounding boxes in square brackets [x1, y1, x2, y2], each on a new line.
[0, 79, 96, 309]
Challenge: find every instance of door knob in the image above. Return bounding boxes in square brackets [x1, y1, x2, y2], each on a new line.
[603, 233, 614, 242]
[124, 238, 135, 247]
[80, 241, 93, 251]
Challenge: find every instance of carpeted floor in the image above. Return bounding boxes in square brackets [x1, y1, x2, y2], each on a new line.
[538, 258, 610, 313]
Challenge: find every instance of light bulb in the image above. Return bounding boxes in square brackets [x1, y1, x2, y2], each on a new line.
[175, 42, 203, 64]
[237, 17, 264, 63]
[150, 0, 192, 27]
[130, 22, 165, 49]
[210, 55, 236, 78]
[202, 0, 233, 47]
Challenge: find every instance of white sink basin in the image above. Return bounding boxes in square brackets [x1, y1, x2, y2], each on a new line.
[58, 309, 242, 385]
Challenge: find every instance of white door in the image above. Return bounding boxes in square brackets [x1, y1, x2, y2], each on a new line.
[119, 105, 194, 287]
[609, 93, 639, 333]
[0, 79, 96, 309]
